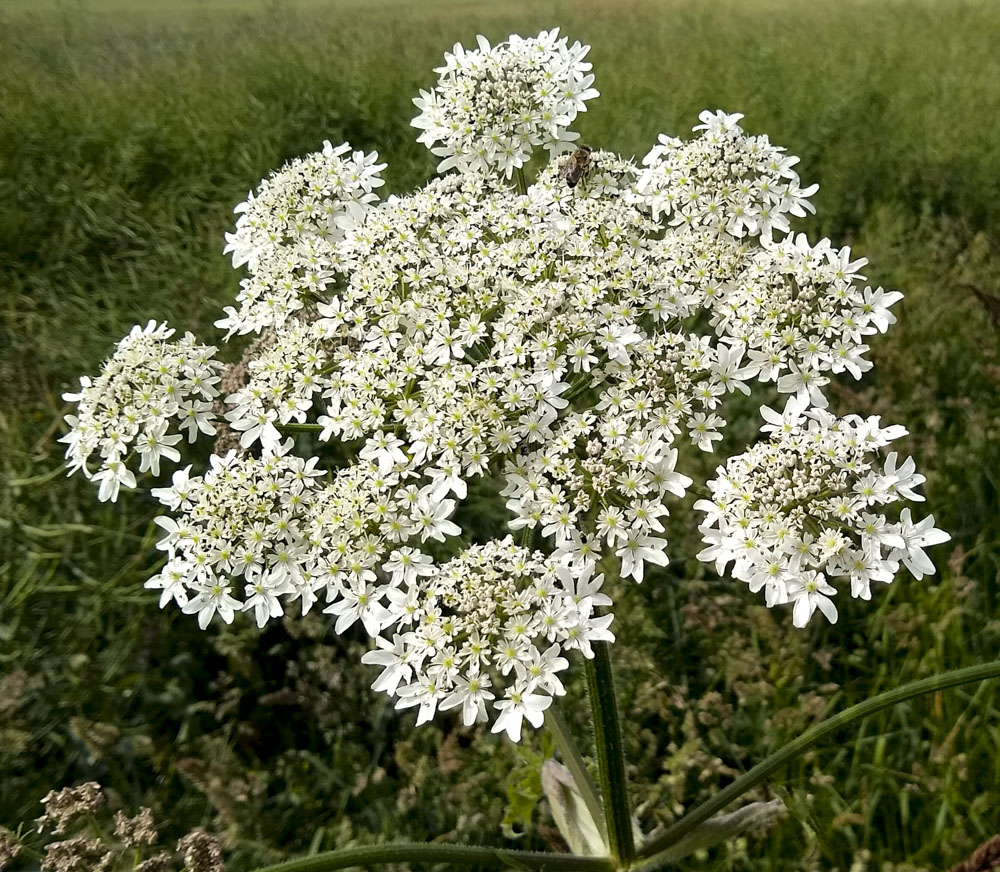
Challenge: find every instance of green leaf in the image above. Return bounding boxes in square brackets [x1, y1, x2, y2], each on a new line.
[502, 734, 553, 839]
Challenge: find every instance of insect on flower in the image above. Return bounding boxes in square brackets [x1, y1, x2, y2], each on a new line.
[559, 145, 594, 188]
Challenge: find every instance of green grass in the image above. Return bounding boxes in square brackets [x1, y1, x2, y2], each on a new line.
[2, 1, 1000, 870]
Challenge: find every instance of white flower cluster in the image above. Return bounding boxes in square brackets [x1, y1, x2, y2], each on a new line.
[63, 31, 951, 742]
[696, 398, 949, 627]
[715, 234, 903, 408]
[217, 141, 386, 335]
[363, 539, 614, 740]
[223, 317, 332, 450]
[60, 321, 222, 502]
[146, 442, 325, 628]
[637, 110, 818, 239]
[412, 29, 598, 178]
[145, 438, 617, 736]
[146, 439, 461, 631]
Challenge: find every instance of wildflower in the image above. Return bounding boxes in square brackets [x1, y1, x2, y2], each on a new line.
[61, 30, 950, 741]
[695, 400, 949, 625]
[113, 808, 157, 849]
[412, 29, 598, 178]
[41, 837, 113, 872]
[0, 828, 21, 871]
[36, 783, 105, 835]
[60, 322, 222, 501]
[363, 539, 612, 740]
[176, 830, 224, 872]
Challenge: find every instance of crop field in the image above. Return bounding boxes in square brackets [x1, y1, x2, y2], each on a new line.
[2, 0, 1000, 870]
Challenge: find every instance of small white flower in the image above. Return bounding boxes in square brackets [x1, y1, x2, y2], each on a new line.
[151, 465, 197, 510]
[181, 580, 242, 630]
[383, 547, 435, 586]
[136, 421, 182, 477]
[439, 672, 496, 726]
[413, 496, 462, 543]
[491, 684, 553, 742]
[893, 509, 950, 580]
[361, 634, 414, 696]
[93, 459, 137, 504]
[616, 533, 669, 583]
[788, 571, 838, 628]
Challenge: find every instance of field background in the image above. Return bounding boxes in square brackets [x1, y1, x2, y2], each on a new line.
[3, 0, 1000, 869]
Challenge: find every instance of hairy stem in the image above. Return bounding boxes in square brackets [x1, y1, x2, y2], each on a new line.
[585, 640, 635, 867]
[249, 842, 614, 872]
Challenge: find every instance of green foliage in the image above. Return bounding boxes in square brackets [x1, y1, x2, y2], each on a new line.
[2, 1, 999, 870]
[503, 734, 555, 841]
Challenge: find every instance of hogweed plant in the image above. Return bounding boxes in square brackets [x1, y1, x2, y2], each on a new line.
[57, 29, 997, 872]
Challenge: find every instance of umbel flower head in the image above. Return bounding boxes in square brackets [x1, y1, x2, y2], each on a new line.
[364, 539, 614, 741]
[637, 109, 819, 239]
[60, 321, 223, 502]
[696, 398, 948, 627]
[411, 28, 598, 178]
[218, 141, 387, 336]
[61, 30, 949, 741]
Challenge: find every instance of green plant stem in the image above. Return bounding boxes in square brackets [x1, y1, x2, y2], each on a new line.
[276, 423, 324, 432]
[546, 704, 607, 842]
[586, 640, 635, 868]
[515, 166, 527, 195]
[635, 660, 1000, 865]
[249, 842, 615, 872]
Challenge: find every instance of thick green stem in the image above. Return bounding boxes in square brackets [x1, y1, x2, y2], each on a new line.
[250, 842, 614, 872]
[546, 704, 607, 843]
[586, 640, 635, 868]
[636, 660, 1000, 863]
[515, 166, 528, 195]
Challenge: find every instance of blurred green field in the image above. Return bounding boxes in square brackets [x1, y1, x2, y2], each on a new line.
[2, 1, 1000, 870]
[1, 0, 441, 15]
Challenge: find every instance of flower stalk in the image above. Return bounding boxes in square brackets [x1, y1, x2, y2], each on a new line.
[586, 640, 635, 868]
[275, 423, 324, 433]
[249, 842, 614, 872]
